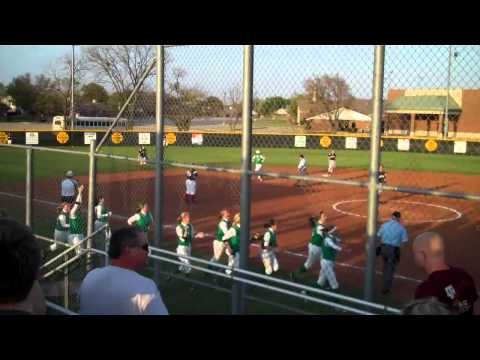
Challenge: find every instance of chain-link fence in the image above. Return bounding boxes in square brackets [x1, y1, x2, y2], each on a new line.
[1, 44, 480, 314]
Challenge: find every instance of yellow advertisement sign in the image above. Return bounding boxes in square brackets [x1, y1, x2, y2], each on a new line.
[166, 132, 177, 145]
[0, 132, 8, 144]
[320, 136, 332, 148]
[56, 131, 69, 144]
[425, 139, 438, 152]
[112, 132, 124, 144]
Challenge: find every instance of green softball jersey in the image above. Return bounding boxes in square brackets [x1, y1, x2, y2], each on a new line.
[135, 212, 153, 233]
[262, 229, 277, 249]
[55, 211, 70, 232]
[177, 223, 194, 246]
[252, 154, 265, 165]
[310, 224, 326, 247]
[322, 236, 340, 261]
[70, 214, 85, 235]
[227, 225, 241, 253]
[96, 205, 110, 223]
[215, 219, 229, 242]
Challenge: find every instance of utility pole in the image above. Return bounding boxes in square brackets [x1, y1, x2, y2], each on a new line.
[71, 45, 75, 131]
[443, 45, 452, 139]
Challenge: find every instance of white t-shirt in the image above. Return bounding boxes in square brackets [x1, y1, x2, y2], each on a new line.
[61, 178, 78, 197]
[79, 265, 169, 315]
[298, 158, 307, 169]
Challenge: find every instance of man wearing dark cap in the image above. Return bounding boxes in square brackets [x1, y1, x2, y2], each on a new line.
[377, 211, 408, 294]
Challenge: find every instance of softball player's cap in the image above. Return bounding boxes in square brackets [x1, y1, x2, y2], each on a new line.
[66, 170, 74, 177]
[256, 150, 260, 154]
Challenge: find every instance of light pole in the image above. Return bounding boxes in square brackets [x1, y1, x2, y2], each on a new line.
[70, 45, 75, 131]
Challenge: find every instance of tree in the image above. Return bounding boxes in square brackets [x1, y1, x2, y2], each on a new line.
[81, 82, 109, 104]
[200, 96, 224, 117]
[31, 74, 63, 118]
[0, 82, 6, 96]
[84, 45, 162, 104]
[257, 96, 289, 116]
[302, 74, 354, 130]
[225, 83, 242, 131]
[7, 73, 36, 113]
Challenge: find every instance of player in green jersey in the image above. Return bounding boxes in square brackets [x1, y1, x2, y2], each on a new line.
[222, 213, 241, 275]
[127, 202, 154, 242]
[252, 149, 266, 182]
[260, 219, 279, 275]
[175, 211, 205, 274]
[209, 209, 231, 270]
[68, 184, 86, 255]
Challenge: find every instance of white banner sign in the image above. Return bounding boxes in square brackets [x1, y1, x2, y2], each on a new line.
[397, 138, 410, 151]
[294, 135, 306, 148]
[192, 133, 203, 146]
[345, 137, 357, 149]
[138, 133, 151, 145]
[84, 132, 97, 145]
[453, 141, 467, 154]
[25, 132, 39, 145]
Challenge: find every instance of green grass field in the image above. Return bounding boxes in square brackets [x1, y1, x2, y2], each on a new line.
[1, 145, 479, 185]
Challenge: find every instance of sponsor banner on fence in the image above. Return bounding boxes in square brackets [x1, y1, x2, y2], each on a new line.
[192, 133, 203, 145]
[138, 133, 151, 145]
[425, 139, 438, 152]
[397, 138, 410, 151]
[345, 137, 358, 149]
[166, 132, 177, 145]
[294, 135, 306, 148]
[56, 131, 69, 144]
[0, 131, 10, 144]
[454, 141, 467, 154]
[320, 136, 332, 148]
[25, 132, 39, 145]
[111, 132, 124, 144]
[84, 132, 97, 145]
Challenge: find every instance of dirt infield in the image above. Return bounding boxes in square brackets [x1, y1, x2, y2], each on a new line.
[2, 165, 479, 311]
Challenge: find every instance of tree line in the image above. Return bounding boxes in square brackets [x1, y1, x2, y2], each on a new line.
[1, 45, 357, 131]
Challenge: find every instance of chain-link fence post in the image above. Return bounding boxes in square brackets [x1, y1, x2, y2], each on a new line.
[232, 45, 254, 315]
[64, 254, 69, 309]
[154, 45, 166, 283]
[86, 140, 96, 272]
[25, 147, 33, 228]
[364, 45, 385, 302]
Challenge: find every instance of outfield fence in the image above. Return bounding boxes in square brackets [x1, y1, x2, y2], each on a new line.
[1, 45, 479, 314]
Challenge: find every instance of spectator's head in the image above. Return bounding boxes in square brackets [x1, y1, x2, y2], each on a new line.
[108, 228, 149, 271]
[233, 213, 241, 225]
[413, 232, 446, 274]
[0, 218, 44, 314]
[219, 209, 230, 221]
[392, 211, 401, 221]
[178, 211, 190, 225]
[402, 297, 454, 315]
[66, 170, 74, 178]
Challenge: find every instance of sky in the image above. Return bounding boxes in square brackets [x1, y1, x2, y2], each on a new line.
[1, 45, 479, 99]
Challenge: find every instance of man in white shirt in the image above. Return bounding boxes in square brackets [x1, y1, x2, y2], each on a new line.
[79, 227, 169, 315]
[61, 170, 79, 203]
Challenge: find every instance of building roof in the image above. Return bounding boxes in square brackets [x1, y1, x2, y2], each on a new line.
[385, 95, 461, 114]
[307, 107, 371, 122]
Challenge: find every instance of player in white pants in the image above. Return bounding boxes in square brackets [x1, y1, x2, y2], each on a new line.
[290, 211, 336, 281]
[295, 154, 307, 186]
[185, 168, 198, 204]
[94, 196, 112, 247]
[52, 202, 71, 251]
[327, 150, 336, 176]
[209, 209, 230, 270]
[252, 150, 266, 181]
[175, 212, 204, 274]
[317, 235, 342, 290]
[68, 185, 86, 256]
[138, 146, 148, 166]
[261, 219, 279, 275]
[222, 213, 241, 275]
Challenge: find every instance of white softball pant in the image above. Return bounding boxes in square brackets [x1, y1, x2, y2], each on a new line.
[328, 160, 336, 173]
[254, 164, 263, 173]
[210, 240, 226, 262]
[317, 259, 339, 290]
[68, 234, 85, 255]
[185, 179, 197, 195]
[261, 249, 279, 275]
[304, 243, 322, 270]
[176, 244, 192, 274]
[226, 249, 239, 275]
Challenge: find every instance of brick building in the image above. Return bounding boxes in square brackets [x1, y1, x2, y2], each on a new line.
[384, 88, 480, 139]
